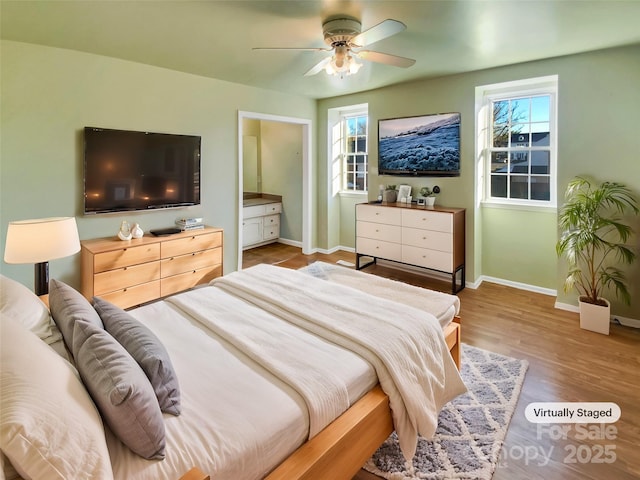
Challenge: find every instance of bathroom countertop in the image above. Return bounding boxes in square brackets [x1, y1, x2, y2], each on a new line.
[242, 193, 282, 207]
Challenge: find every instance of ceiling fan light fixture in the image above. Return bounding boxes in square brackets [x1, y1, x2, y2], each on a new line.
[325, 52, 362, 77]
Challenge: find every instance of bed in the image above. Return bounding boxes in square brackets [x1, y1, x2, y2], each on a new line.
[0, 262, 464, 480]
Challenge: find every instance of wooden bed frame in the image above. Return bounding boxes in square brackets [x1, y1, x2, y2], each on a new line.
[181, 318, 461, 480]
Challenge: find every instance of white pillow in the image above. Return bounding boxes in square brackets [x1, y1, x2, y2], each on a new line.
[0, 274, 61, 345]
[0, 318, 114, 480]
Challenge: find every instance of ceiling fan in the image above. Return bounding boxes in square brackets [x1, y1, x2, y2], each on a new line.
[253, 16, 416, 77]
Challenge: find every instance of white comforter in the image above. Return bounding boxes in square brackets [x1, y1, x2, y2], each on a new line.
[109, 285, 376, 480]
[213, 264, 467, 462]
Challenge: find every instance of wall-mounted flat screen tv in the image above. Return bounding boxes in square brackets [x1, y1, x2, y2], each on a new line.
[84, 127, 201, 214]
[378, 112, 460, 177]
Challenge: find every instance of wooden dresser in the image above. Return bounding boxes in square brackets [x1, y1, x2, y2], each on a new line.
[356, 202, 465, 293]
[81, 227, 223, 309]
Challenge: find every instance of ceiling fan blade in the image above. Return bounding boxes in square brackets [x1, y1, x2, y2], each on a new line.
[351, 19, 406, 47]
[356, 50, 415, 68]
[252, 47, 330, 52]
[304, 57, 332, 76]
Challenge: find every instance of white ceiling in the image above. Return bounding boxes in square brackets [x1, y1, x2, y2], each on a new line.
[2, 0, 640, 99]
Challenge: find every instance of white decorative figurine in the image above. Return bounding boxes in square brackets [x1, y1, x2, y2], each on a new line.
[131, 223, 144, 239]
[117, 220, 132, 241]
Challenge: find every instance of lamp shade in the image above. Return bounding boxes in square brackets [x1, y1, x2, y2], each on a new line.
[4, 217, 80, 264]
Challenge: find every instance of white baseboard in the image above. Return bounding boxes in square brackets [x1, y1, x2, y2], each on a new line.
[555, 301, 640, 328]
[614, 315, 640, 328]
[554, 301, 579, 313]
[313, 244, 355, 255]
[276, 238, 302, 248]
[479, 275, 557, 297]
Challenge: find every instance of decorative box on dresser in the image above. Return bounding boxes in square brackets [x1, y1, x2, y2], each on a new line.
[356, 202, 465, 293]
[81, 227, 223, 309]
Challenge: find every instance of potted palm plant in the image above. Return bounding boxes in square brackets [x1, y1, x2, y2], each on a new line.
[556, 176, 639, 334]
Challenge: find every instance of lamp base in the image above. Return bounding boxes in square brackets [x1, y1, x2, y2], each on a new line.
[35, 262, 49, 296]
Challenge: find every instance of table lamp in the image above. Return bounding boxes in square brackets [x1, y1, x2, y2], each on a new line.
[4, 217, 81, 295]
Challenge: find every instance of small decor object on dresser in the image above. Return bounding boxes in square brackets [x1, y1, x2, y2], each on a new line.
[131, 223, 144, 239]
[420, 185, 440, 206]
[175, 217, 204, 231]
[382, 185, 398, 203]
[397, 185, 412, 203]
[117, 221, 132, 241]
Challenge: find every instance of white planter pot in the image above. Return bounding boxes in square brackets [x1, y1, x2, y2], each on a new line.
[579, 298, 610, 335]
[424, 196, 436, 206]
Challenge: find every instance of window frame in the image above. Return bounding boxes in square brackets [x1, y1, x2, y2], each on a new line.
[341, 112, 369, 194]
[477, 76, 558, 209]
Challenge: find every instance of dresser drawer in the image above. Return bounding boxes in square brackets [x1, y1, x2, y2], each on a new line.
[161, 231, 222, 258]
[99, 280, 160, 310]
[356, 237, 402, 262]
[401, 209, 453, 233]
[356, 205, 401, 226]
[93, 261, 161, 296]
[402, 245, 453, 272]
[161, 248, 222, 278]
[160, 266, 223, 297]
[356, 221, 401, 243]
[94, 244, 160, 273]
[402, 227, 452, 252]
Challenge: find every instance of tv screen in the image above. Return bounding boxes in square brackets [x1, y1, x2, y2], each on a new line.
[378, 112, 460, 177]
[84, 127, 201, 214]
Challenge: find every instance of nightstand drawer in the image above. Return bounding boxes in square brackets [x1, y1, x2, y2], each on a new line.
[94, 261, 161, 296]
[160, 266, 223, 297]
[161, 248, 222, 278]
[161, 231, 222, 258]
[94, 244, 160, 273]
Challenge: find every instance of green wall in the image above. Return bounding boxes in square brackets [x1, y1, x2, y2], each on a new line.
[2, 39, 639, 320]
[0, 40, 316, 289]
[318, 44, 640, 319]
[260, 121, 303, 243]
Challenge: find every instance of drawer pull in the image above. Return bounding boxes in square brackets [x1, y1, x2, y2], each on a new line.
[123, 288, 127, 292]
[123, 266, 127, 271]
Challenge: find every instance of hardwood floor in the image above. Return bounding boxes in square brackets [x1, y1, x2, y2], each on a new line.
[243, 243, 640, 480]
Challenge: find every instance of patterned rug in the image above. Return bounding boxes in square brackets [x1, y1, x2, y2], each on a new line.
[364, 344, 528, 480]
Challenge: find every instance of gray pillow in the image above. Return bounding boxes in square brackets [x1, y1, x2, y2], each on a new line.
[93, 297, 181, 416]
[49, 278, 103, 357]
[74, 320, 166, 460]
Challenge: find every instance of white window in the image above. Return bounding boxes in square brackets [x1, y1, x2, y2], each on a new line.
[476, 76, 558, 207]
[343, 114, 368, 192]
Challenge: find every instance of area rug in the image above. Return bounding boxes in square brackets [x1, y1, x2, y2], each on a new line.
[364, 343, 528, 480]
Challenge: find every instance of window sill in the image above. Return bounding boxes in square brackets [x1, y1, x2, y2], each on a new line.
[481, 200, 557, 213]
[339, 191, 368, 199]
